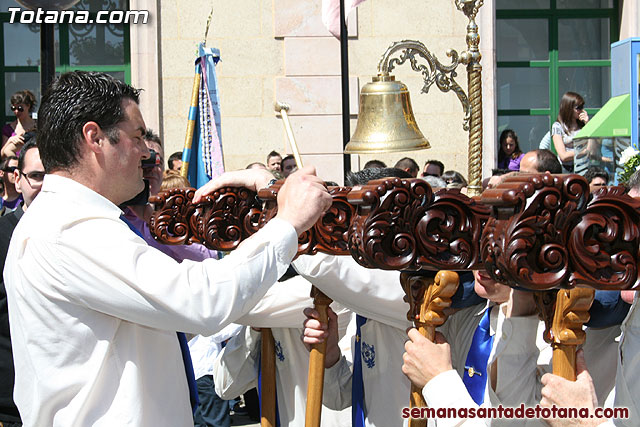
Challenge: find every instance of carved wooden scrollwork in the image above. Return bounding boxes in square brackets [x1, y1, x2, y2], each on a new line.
[481, 173, 640, 291]
[149, 188, 202, 245]
[149, 186, 263, 251]
[150, 174, 640, 291]
[481, 174, 591, 290]
[256, 184, 355, 257]
[198, 187, 264, 251]
[347, 177, 489, 271]
[301, 187, 354, 256]
[569, 186, 640, 290]
[150, 183, 355, 256]
[416, 188, 490, 270]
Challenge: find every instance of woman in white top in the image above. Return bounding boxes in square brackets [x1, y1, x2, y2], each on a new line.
[551, 92, 589, 173]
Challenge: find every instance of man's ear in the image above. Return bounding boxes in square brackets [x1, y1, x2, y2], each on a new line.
[13, 170, 22, 194]
[82, 121, 105, 153]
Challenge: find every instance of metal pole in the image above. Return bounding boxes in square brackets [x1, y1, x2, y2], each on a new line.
[40, 23, 55, 94]
[340, 0, 351, 180]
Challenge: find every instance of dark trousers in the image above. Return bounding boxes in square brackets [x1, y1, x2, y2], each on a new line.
[193, 375, 230, 427]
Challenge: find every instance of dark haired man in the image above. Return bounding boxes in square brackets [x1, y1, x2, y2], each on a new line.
[363, 159, 386, 169]
[344, 167, 410, 187]
[267, 150, 282, 172]
[4, 71, 331, 426]
[0, 156, 21, 216]
[282, 154, 297, 177]
[584, 166, 609, 192]
[394, 157, 420, 177]
[423, 159, 445, 177]
[0, 138, 43, 427]
[168, 151, 183, 171]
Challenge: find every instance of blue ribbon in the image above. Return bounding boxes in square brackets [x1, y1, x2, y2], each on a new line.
[352, 315, 367, 427]
[462, 306, 494, 405]
[119, 214, 199, 412]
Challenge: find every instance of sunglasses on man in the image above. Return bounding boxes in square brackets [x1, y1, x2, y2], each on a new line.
[10, 105, 24, 112]
[20, 170, 45, 187]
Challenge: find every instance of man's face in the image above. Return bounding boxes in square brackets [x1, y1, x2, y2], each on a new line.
[589, 177, 607, 193]
[171, 159, 182, 171]
[14, 147, 44, 208]
[1, 158, 18, 185]
[267, 155, 282, 171]
[473, 270, 511, 304]
[282, 159, 297, 177]
[100, 99, 149, 204]
[144, 140, 164, 196]
[519, 152, 539, 174]
[423, 163, 441, 177]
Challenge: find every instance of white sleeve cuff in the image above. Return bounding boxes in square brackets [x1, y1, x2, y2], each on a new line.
[423, 369, 477, 410]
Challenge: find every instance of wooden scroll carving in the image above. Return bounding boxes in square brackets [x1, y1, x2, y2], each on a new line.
[257, 183, 354, 257]
[148, 188, 203, 246]
[149, 186, 262, 250]
[570, 186, 640, 289]
[347, 178, 490, 271]
[150, 183, 354, 256]
[481, 173, 640, 291]
[149, 179, 490, 271]
[149, 175, 640, 291]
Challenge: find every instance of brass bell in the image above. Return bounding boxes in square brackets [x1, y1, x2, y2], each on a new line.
[344, 74, 430, 154]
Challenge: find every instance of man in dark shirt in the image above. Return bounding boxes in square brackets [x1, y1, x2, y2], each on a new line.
[0, 139, 43, 426]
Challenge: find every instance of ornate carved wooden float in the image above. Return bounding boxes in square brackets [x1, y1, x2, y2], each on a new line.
[148, 173, 639, 421]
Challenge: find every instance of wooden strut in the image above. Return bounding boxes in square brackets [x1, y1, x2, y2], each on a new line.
[400, 271, 460, 427]
[260, 328, 277, 427]
[550, 288, 595, 380]
[304, 289, 333, 427]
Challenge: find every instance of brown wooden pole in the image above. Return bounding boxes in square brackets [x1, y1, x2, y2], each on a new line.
[550, 288, 595, 381]
[401, 271, 459, 427]
[260, 328, 277, 427]
[304, 287, 333, 427]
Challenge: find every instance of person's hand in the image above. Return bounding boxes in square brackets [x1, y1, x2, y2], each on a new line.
[540, 350, 600, 426]
[273, 166, 332, 235]
[486, 171, 519, 189]
[578, 110, 589, 125]
[193, 168, 275, 203]
[6, 134, 24, 148]
[402, 330, 453, 389]
[302, 306, 340, 368]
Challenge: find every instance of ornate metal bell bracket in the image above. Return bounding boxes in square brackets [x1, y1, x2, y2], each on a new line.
[377, 40, 471, 132]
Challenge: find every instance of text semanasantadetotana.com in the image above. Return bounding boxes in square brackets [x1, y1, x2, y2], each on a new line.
[402, 404, 629, 420]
